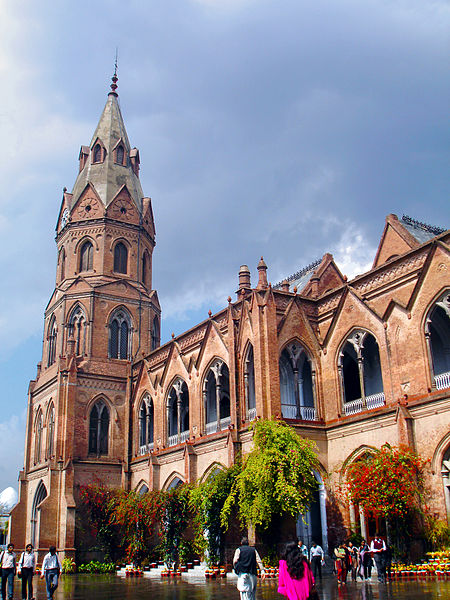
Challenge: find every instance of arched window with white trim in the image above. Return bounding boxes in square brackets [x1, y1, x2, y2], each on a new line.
[244, 345, 256, 421]
[279, 341, 316, 421]
[46, 405, 55, 459]
[203, 360, 230, 434]
[35, 410, 43, 464]
[47, 316, 57, 367]
[167, 379, 189, 447]
[425, 291, 450, 390]
[338, 330, 385, 416]
[67, 304, 87, 356]
[139, 395, 154, 454]
[108, 308, 132, 360]
[89, 401, 109, 455]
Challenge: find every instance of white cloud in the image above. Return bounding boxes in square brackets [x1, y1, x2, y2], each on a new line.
[0, 412, 26, 491]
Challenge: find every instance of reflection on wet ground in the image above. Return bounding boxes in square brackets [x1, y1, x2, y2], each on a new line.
[27, 574, 450, 599]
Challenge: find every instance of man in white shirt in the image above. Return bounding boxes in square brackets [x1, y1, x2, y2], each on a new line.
[370, 533, 387, 583]
[40, 546, 62, 600]
[309, 540, 325, 580]
[1, 543, 17, 600]
[18, 543, 36, 600]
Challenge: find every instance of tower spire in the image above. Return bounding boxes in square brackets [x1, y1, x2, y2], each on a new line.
[109, 49, 119, 96]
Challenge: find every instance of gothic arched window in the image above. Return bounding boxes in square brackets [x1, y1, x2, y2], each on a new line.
[116, 145, 125, 165]
[167, 379, 189, 447]
[426, 292, 450, 390]
[93, 143, 102, 163]
[47, 316, 57, 367]
[47, 405, 55, 459]
[338, 330, 385, 416]
[35, 410, 43, 464]
[139, 395, 154, 453]
[204, 360, 230, 434]
[89, 401, 109, 455]
[113, 242, 128, 274]
[279, 341, 316, 421]
[108, 309, 131, 359]
[244, 345, 256, 421]
[68, 304, 87, 356]
[151, 316, 159, 351]
[59, 247, 66, 281]
[142, 251, 150, 286]
[79, 241, 93, 272]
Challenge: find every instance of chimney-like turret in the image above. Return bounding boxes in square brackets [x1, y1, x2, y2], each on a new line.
[238, 265, 251, 294]
[257, 257, 268, 290]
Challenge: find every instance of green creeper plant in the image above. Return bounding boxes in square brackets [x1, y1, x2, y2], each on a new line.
[221, 418, 319, 530]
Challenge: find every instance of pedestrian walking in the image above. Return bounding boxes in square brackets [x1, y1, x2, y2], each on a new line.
[18, 543, 36, 600]
[278, 542, 316, 600]
[0, 543, 17, 600]
[40, 546, 62, 600]
[358, 540, 372, 581]
[370, 533, 386, 583]
[334, 543, 347, 585]
[309, 541, 324, 581]
[297, 539, 309, 559]
[233, 537, 265, 600]
[347, 541, 358, 581]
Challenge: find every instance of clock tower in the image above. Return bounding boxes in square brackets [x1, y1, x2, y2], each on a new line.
[10, 72, 160, 558]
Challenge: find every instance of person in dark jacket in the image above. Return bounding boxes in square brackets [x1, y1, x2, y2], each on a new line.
[233, 537, 265, 600]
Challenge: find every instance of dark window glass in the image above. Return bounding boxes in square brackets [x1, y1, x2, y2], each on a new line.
[100, 407, 109, 454]
[110, 320, 119, 358]
[116, 145, 124, 164]
[88, 405, 99, 453]
[114, 242, 128, 274]
[120, 320, 129, 359]
[80, 241, 93, 272]
[93, 144, 102, 163]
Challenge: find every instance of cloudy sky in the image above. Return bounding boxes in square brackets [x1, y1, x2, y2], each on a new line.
[0, 0, 448, 492]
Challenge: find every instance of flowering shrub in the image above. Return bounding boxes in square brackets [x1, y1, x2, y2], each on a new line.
[159, 485, 191, 568]
[344, 444, 426, 520]
[79, 484, 121, 561]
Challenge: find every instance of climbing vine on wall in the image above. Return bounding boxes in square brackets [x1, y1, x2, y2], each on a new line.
[221, 418, 319, 530]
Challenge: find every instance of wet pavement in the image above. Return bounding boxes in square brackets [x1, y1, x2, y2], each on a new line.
[21, 574, 450, 599]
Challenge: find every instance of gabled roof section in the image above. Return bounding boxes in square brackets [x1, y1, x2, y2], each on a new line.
[373, 213, 447, 269]
[273, 259, 321, 293]
[70, 77, 144, 213]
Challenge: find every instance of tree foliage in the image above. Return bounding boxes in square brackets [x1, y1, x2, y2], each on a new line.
[190, 464, 240, 565]
[160, 485, 191, 568]
[344, 444, 426, 520]
[221, 419, 319, 529]
[79, 484, 121, 561]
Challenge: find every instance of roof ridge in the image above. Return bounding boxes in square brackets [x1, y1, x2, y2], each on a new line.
[273, 258, 321, 289]
[402, 214, 446, 236]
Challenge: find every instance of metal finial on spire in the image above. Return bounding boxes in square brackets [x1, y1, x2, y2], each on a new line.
[110, 49, 119, 94]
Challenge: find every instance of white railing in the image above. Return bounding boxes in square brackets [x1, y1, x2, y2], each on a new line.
[220, 416, 231, 430]
[168, 434, 178, 447]
[247, 407, 257, 421]
[206, 421, 217, 435]
[139, 442, 154, 455]
[281, 404, 317, 421]
[299, 406, 317, 421]
[366, 392, 386, 410]
[180, 430, 189, 443]
[435, 371, 450, 390]
[344, 392, 386, 416]
[343, 398, 364, 416]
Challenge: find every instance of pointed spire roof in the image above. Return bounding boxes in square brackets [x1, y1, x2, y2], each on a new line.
[70, 72, 144, 212]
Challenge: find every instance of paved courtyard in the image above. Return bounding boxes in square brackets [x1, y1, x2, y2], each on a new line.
[23, 574, 450, 599]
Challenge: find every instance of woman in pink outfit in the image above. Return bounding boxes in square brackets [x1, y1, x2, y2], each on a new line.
[278, 542, 316, 600]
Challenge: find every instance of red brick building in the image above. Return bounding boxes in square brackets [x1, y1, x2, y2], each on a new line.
[10, 78, 450, 558]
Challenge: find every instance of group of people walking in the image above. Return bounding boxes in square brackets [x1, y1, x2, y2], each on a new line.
[0, 543, 61, 600]
[334, 533, 391, 585]
[233, 536, 323, 600]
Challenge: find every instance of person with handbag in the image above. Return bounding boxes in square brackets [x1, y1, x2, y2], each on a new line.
[18, 544, 36, 600]
[278, 542, 318, 600]
[0, 543, 17, 600]
[233, 536, 266, 600]
[40, 546, 62, 600]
